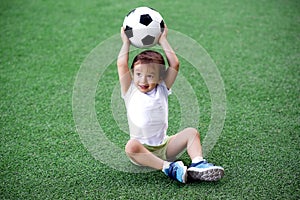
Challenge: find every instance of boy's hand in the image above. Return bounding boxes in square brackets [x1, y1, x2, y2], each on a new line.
[158, 24, 168, 45]
[120, 27, 130, 45]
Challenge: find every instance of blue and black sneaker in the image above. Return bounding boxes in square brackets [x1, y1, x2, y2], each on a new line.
[163, 161, 187, 183]
[187, 160, 224, 181]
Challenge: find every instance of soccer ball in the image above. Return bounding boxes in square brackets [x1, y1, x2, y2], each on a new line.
[123, 7, 164, 48]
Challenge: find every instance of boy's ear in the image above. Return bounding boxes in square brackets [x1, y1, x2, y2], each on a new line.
[159, 76, 164, 81]
[159, 64, 166, 80]
[160, 71, 166, 80]
[158, 77, 163, 84]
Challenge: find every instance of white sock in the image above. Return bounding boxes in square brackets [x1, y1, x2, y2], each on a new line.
[162, 161, 171, 172]
[192, 156, 204, 164]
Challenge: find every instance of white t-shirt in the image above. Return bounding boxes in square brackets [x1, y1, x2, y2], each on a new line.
[122, 81, 171, 146]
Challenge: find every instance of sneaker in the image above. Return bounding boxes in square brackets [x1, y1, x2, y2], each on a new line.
[163, 161, 187, 183]
[187, 160, 224, 181]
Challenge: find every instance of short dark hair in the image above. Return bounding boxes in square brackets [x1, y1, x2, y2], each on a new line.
[131, 50, 166, 78]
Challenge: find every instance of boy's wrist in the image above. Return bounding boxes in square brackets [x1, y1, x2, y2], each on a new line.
[123, 41, 130, 46]
[159, 38, 168, 46]
[121, 42, 130, 51]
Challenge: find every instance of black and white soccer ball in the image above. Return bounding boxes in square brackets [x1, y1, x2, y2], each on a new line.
[123, 7, 164, 48]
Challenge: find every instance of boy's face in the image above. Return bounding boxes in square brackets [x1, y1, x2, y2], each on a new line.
[132, 63, 162, 93]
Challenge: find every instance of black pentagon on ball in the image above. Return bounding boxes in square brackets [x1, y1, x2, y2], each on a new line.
[140, 14, 153, 26]
[124, 26, 133, 38]
[160, 20, 165, 32]
[141, 35, 155, 46]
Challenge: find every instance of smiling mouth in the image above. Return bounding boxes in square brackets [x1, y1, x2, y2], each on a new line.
[139, 85, 149, 90]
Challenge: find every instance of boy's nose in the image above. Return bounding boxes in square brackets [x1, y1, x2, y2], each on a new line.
[140, 75, 147, 84]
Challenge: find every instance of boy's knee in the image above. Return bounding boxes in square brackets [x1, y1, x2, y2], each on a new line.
[125, 139, 142, 154]
[185, 128, 200, 142]
[186, 127, 199, 136]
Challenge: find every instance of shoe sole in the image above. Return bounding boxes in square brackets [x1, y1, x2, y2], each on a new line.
[187, 166, 224, 181]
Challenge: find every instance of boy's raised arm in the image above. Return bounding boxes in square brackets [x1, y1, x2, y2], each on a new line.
[159, 25, 179, 90]
[117, 27, 132, 95]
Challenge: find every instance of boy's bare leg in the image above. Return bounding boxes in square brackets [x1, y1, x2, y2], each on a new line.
[125, 139, 164, 170]
[167, 128, 224, 181]
[166, 128, 202, 161]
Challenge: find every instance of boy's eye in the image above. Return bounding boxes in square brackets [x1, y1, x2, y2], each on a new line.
[147, 75, 154, 79]
[136, 73, 141, 77]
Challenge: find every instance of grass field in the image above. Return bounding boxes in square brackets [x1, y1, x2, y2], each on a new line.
[1, 0, 299, 199]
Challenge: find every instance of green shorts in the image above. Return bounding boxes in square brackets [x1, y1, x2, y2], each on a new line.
[129, 136, 172, 166]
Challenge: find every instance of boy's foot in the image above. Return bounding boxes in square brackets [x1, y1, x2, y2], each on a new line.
[187, 160, 224, 182]
[163, 161, 187, 183]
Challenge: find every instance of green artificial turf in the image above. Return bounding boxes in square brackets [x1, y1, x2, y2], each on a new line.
[1, 0, 299, 199]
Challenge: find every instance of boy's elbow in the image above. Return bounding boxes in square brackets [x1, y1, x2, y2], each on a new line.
[173, 60, 180, 71]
